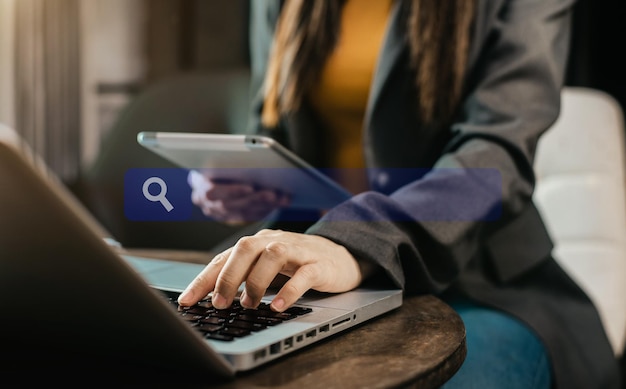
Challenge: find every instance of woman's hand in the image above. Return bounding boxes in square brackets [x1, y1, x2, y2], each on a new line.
[188, 170, 290, 224]
[177, 229, 364, 312]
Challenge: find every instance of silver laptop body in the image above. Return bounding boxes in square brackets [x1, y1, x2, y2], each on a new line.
[0, 127, 402, 376]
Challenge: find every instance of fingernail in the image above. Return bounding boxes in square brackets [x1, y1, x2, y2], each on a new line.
[178, 288, 195, 305]
[240, 291, 253, 308]
[187, 170, 200, 185]
[271, 297, 285, 312]
[212, 292, 227, 309]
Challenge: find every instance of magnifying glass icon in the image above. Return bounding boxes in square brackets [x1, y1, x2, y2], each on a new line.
[142, 176, 174, 212]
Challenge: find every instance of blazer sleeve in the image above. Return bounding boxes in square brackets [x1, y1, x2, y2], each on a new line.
[307, 0, 576, 293]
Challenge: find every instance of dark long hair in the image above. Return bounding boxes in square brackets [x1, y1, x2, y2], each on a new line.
[261, 0, 476, 128]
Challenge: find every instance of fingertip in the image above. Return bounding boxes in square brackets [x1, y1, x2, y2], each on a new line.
[240, 290, 255, 309]
[187, 169, 200, 185]
[177, 288, 196, 306]
[212, 292, 229, 309]
[270, 297, 285, 312]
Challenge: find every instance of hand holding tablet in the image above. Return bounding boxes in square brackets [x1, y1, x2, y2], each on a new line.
[137, 132, 352, 218]
[187, 169, 290, 223]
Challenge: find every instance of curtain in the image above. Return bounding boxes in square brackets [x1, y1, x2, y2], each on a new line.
[14, 0, 81, 183]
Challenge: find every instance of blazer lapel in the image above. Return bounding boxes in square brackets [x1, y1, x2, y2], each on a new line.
[365, 0, 407, 124]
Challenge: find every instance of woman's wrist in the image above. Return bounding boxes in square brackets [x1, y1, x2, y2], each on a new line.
[356, 258, 378, 283]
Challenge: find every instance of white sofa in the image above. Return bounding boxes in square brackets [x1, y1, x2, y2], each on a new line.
[533, 86, 626, 357]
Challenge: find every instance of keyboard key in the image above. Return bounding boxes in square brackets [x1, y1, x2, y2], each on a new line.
[155, 288, 313, 342]
[228, 319, 267, 331]
[199, 317, 225, 325]
[220, 327, 251, 337]
[205, 333, 234, 342]
[196, 323, 223, 333]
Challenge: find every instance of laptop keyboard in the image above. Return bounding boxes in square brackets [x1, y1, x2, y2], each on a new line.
[158, 290, 313, 342]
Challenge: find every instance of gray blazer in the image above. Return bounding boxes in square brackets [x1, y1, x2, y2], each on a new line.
[248, 1, 620, 387]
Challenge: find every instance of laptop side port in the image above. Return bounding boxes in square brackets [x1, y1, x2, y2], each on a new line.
[319, 324, 330, 333]
[305, 329, 317, 338]
[331, 317, 351, 328]
[270, 342, 281, 355]
[284, 337, 294, 350]
[254, 349, 267, 361]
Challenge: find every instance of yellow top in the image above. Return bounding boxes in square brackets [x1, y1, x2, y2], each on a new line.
[308, 0, 393, 194]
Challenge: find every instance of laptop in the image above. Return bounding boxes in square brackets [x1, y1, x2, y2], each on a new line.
[0, 125, 402, 380]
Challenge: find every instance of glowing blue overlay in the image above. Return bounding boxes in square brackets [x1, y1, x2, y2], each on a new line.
[123, 167, 502, 223]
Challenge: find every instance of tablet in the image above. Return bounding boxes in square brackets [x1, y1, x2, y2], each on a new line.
[137, 131, 352, 209]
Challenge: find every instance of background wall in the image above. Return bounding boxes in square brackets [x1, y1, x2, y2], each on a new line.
[566, 0, 625, 110]
[145, 0, 249, 81]
[80, 0, 148, 167]
[0, 0, 15, 128]
[82, 0, 250, 168]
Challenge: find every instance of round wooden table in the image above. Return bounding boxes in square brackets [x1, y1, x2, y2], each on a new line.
[210, 294, 466, 389]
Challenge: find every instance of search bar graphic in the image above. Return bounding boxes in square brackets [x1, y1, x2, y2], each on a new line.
[124, 168, 192, 221]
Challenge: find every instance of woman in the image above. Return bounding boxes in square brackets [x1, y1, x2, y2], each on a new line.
[179, 0, 621, 387]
